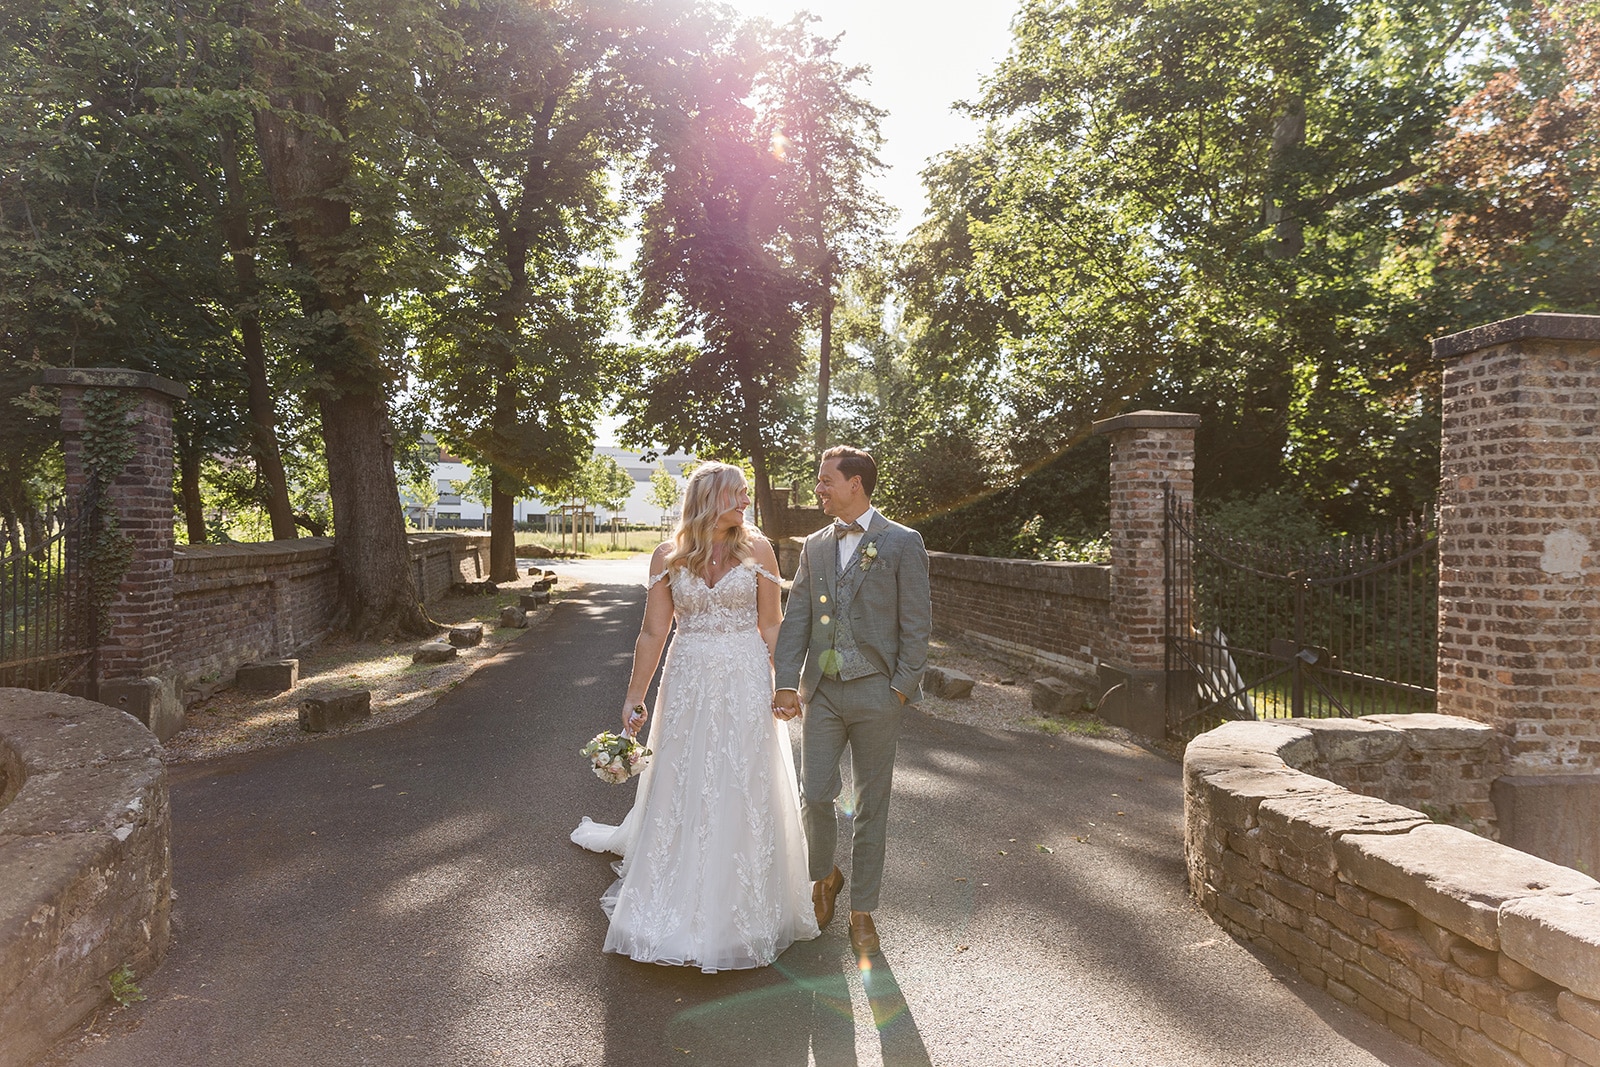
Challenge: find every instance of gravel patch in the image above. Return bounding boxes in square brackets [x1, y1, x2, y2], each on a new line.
[919, 639, 1155, 751]
[160, 568, 574, 764]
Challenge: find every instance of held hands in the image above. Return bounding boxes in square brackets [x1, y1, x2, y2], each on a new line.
[622, 702, 648, 737]
[771, 689, 802, 721]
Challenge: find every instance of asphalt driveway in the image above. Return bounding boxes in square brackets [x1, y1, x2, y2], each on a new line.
[45, 559, 1439, 1066]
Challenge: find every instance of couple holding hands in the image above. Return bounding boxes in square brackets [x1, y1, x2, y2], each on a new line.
[571, 446, 931, 971]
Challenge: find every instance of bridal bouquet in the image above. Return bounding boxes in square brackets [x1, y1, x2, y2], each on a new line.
[580, 731, 652, 784]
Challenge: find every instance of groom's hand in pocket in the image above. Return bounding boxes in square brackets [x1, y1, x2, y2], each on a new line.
[771, 689, 802, 721]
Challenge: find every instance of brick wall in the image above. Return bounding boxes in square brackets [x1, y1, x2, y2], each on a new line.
[171, 540, 340, 690]
[928, 553, 1111, 682]
[1434, 314, 1600, 775]
[1187, 719, 1600, 1067]
[47, 371, 186, 686]
[168, 533, 491, 694]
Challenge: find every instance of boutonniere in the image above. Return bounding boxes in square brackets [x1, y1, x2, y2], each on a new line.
[859, 541, 880, 571]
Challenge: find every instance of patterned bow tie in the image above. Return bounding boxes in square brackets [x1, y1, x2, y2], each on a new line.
[833, 520, 863, 539]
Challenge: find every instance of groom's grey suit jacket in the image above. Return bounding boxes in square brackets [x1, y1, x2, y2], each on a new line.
[774, 511, 932, 704]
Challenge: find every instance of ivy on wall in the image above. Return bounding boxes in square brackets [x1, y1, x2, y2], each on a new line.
[79, 388, 137, 639]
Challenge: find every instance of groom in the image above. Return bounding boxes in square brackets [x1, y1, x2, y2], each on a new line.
[772, 446, 931, 958]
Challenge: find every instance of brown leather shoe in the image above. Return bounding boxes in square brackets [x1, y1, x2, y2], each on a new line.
[848, 910, 881, 957]
[813, 867, 844, 928]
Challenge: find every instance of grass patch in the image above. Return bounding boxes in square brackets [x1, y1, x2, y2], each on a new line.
[513, 529, 661, 558]
[1022, 716, 1107, 737]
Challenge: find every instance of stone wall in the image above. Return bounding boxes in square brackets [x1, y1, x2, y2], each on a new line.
[1187, 718, 1600, 1067]
[927, 553, 1112, 684]
[167, 532, 491, 697]
[0, 689, 172, 1067]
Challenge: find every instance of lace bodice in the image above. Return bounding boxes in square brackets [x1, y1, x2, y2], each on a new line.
[652, 561, 780, 636]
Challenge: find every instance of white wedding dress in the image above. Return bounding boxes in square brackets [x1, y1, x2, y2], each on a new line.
[571, 561, 820, 972]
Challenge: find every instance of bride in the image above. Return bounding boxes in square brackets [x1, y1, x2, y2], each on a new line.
[571, 462, 819, 972]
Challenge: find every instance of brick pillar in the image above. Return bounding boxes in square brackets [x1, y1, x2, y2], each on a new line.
[1089, 410, 1200, 736]
[44, 368, 188, 740]
[1433, 313, 1600, 871]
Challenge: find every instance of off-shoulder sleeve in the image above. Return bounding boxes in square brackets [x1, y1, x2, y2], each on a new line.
[645, 568, 671, 590]
[751, 562, 784, 586]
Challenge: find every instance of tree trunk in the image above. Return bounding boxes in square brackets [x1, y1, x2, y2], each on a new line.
[489, 479, 518, 582]
[487, 342, 522, 581]
[252, 7, 429, 638]
[1264, 94, 1307, 260]
[814, 272, 833, 458]
[178, 443, 206, 545]
[319, 389, 432, 638]
[219, 123, 297, 541]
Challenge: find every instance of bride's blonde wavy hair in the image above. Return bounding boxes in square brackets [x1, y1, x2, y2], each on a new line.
[665, 463, 757, 578]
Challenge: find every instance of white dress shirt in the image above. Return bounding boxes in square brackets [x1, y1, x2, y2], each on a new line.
[836, 506, 878, 570]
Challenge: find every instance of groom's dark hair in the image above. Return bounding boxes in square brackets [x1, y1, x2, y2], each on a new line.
[822, 446, 877, 498]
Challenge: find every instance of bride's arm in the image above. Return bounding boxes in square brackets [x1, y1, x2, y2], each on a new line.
[622, 543, 675, 733]
[753, 537, 784, 659]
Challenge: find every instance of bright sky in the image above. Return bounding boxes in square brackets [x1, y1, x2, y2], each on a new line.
[731, 0, 1019, 237]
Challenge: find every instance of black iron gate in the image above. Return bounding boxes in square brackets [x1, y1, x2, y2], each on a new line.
[1164, 489, 1437, 741]
[0, 489, 101, 695]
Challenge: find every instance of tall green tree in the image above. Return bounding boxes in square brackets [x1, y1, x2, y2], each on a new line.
[900, 0, 1503, 528]
[410, 0, 643, 582]
[756, 16, 891, 458]
[247, 0, 449, 636]
[618, 15, 827, 524]
[1407, 0, 1600, 321]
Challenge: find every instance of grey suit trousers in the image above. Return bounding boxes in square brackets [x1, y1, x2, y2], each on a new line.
[801, 672, 903, 913]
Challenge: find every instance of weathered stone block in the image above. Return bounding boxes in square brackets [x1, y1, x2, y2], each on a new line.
[1496, 952, 1549, 992]
[1417, 915, 1462, 962]
[1410, 999, 1462, 1048]
[298, 689, 371, 733]
[520, 591, 551, 610]
[97, 677, 183, 743]
[1332, 823, 1599, 949]
[1500, 890, 1600, 1001]
[1030, 676, 1083, 715]
[0, 690, 171, 1067]
[413, 641, 459, 664]
[235, 659, 299, 693]
[1450, 942, 1499, 979]
[1517, 1032, 1570, 1067]
[1509, 988, 1600, 1065]
[924, 665, 975, 699]
[498, 605, 528, 629]
[447, 624, 484, 648]
[1257, 790, 1428, 858]
[1557, 990, 1600, 1040]
[1455, 1029, 1524, 1067]
[1289, 716, 1407, 766]
[1366, 713, 1497, 752]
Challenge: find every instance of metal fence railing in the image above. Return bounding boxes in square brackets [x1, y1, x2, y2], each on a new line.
[1165, 488, 1437, 741]
[0, 489, 100, 695]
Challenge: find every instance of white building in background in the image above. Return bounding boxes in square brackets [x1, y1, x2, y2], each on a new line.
[402, 442, 698, 530]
